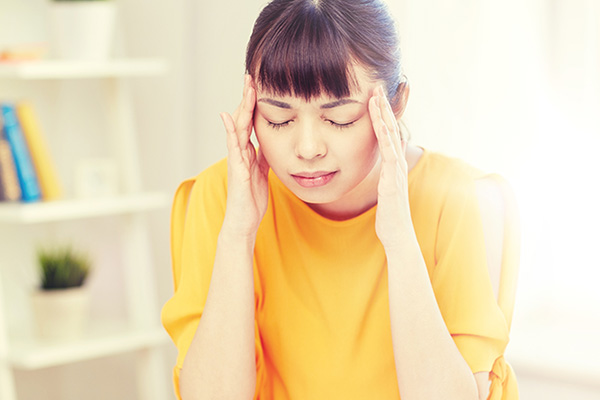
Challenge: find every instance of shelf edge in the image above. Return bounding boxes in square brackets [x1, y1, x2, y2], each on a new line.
[0, 192, 170, 224]
[8, 327, 170, 370]
[0, 59, 168, 80]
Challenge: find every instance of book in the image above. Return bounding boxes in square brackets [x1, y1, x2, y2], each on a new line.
[1, 103, 41, 202]
[0, 112, 22, 201]
[17, 102, 63, 201]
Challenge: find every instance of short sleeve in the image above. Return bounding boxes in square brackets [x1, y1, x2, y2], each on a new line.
[160, 160, 228, 399]
[430, 176, 511, 374]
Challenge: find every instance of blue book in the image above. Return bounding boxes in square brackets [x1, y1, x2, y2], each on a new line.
[1, 103, 41, 202]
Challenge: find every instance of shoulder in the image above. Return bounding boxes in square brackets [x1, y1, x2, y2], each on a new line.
[190, 157, 228, 189]
[412, 149, 484, 210]
[420, 152, 514, 222]
[183, 158, 228, 197]
[173, 158, 229, 216]
[422, 150, 483, 183]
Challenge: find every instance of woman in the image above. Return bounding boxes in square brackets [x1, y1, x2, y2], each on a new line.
[162, 0, 519, 399]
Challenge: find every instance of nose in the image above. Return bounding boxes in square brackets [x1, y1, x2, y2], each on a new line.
[294, 122, 327, 160]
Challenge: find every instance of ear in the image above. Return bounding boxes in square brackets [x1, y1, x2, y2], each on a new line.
[391, 77, 410, 121]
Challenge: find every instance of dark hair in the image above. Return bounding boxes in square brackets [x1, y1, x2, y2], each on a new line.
[245, 0, 403, 106]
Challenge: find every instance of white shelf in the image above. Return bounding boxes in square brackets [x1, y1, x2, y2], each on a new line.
[7, 322, 169, 370]
[0, 192, 170, 224]
[0, 59, 167, 80]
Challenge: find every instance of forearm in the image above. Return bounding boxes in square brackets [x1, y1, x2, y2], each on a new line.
[385, 235, 478, 400]
[179, 225, 257, 400]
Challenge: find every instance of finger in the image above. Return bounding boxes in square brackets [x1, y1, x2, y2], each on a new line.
[236, 86, 256, 149]
[221, 112, 242, 161]
[369, 96, 397, 164]
[377, 87, 403, 158]
[243, 74, 249, 97]
[369, 92, 396, 156]
[399, 120, 407, 155]
[232, 75, 251, 121]
[378, 86, 409, 167]
[384, 96, 407, 155]
[368, 95, 384, 145]
[246, 74, 256, 92]
[380, 87, 401, 139]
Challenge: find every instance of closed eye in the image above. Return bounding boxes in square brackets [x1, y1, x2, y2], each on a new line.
[267, 120, 292, 130]
[327, 119, 357, 130]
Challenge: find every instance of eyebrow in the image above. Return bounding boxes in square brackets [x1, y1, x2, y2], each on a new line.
[257, 98, 361, 109]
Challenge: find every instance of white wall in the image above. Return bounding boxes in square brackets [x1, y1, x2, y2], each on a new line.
[188, 0, 267, 171]
[388, 0, 600, 398]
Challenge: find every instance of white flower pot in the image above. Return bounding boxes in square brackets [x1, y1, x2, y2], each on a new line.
[49, 2, 117, 61]
[31, 286, 90, 342]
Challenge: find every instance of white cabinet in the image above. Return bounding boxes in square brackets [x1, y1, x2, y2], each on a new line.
[0, 59, 171, 400]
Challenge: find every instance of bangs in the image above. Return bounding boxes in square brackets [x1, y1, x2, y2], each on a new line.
[246, 4, 359, 101]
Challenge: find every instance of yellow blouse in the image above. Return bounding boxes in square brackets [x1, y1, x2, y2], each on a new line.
[161, 148, 520, 399]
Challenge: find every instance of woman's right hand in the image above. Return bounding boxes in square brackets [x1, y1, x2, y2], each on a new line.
[220, 75, 270, 239]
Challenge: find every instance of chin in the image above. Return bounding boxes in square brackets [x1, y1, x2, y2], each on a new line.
[285, 180, 342, 205]
[297, 193, 339, 206]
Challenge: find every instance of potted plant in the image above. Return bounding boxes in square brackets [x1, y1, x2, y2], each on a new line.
[48, 0, 117, 60]
[30, 245, 92, 341]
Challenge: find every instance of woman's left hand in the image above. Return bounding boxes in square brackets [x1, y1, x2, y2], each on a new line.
[368, 85, 415, 250]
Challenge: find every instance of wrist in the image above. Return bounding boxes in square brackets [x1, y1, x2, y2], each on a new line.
[381, 230, 420, 258]
[219, 219, 258, 247]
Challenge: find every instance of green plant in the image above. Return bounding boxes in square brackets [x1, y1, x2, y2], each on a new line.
[37, 245, 92, 290]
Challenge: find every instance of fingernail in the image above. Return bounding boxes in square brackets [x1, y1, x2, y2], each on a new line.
[220, 113, 233, 131]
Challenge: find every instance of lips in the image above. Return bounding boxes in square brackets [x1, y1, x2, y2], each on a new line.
[291, 171, 337, 188]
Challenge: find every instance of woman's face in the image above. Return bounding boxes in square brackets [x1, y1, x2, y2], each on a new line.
[254, 67, 383, 220]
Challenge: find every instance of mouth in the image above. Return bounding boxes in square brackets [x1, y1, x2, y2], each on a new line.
[291, 171, 338, 188]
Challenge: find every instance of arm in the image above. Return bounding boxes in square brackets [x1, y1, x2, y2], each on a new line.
[179, 229, 257, 400]
[386, 176, 506, 400]
[369, 86, 479, 400]
[384, 239, 480, 400]
[179, 76, 268, 400]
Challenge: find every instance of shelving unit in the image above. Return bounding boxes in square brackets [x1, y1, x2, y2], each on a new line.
[0, 59, 171, 400]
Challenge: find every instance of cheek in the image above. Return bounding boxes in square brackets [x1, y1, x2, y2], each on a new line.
[254, 123, 274, 150]
[253, 123, 266, 147]
[254, 126, 283, 166]
[348, 124, 379, 161]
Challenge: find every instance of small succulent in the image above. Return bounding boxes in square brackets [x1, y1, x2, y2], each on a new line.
[37, 245, 92, 290]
